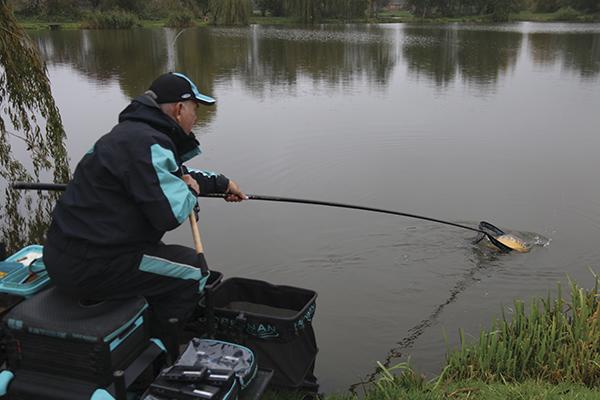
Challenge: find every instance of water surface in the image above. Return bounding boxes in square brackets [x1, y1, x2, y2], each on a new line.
[21, 22, 600, 392]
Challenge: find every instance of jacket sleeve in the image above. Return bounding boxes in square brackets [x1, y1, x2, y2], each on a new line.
[125, 142, 196, 232]
[185, 167, 230, 194]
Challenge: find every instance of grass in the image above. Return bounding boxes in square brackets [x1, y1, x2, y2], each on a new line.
[444, 277, 600, 385]
[80, 10, 141, 29]
[265, 275, 600, 399]
[513, 10, 600, 22]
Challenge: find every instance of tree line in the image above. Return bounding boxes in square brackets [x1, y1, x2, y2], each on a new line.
[406, 0, 598, 19]
[8, 0, 600, 22]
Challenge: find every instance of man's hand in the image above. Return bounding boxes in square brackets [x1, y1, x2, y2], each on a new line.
[225, 180, 247, 202]
[182, 174, 199, 195]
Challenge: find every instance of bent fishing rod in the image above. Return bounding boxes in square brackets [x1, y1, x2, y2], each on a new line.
[10, 181, 513, 252]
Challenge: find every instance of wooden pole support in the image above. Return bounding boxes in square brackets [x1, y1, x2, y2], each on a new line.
[189, 211, 204, 254]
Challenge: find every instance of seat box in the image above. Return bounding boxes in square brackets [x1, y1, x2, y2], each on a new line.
[4, 287, 150, 386]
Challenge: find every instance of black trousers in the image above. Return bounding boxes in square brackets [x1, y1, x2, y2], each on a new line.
[43, 239, 206, 352]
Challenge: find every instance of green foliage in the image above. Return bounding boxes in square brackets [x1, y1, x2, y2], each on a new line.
[550, 6, 582, 19]
[445, 275, 600, 386]
[256, 0, 285, 16]
[44, 0, 81, 18]
[209, 0, 251, 25]
[322, 0, 369, 20]
[0, 1, 69, 252]
[11, 0, 82, 18]
[404, 0, 532, 18]
[165, 10, 196, 27]
[99, 0, 144, 13]
[284, 0, 322, 23]
[490, 0, 515, 21]
[530, 0, 562, 12]
[81, 9, 140, 28]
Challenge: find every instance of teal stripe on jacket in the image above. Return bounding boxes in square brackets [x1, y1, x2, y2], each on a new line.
[150, 144, 196, 224]
[139, 255, 209, 292]
[187, 167, 217, 178]
[181, 146, 201, 162]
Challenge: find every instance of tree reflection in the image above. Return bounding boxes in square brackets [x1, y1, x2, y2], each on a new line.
[233, 25, 397, 94]
[402, 26, 522, 90]
[402, 27, 459, 88]
[528, 33, 600, 79]
[29, 25, 397, 107]
[26, 26, 599, 117]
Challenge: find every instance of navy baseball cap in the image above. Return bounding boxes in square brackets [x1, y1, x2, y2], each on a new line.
[147, 72, 215, 105]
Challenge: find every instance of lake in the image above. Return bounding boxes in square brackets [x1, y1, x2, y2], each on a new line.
[21, 22, 600, 393]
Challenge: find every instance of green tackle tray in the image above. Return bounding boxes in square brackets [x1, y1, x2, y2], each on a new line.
[0, 245, 51, 298]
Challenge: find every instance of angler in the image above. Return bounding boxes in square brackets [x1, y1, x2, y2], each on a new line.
[43, 72, 246, 357]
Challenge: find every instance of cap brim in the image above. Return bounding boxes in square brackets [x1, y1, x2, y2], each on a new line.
[194, 92, 216, 105]
[172, 72, 216, 106]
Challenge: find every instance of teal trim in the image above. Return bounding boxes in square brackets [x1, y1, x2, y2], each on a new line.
[139, 255, 203, 281]
[150, 338, 167, 353]
[0, 262, 24, 270]
[85, 145, 95, 155]
[103, 303, 148, 343]
[7, 319, 23, 331]
[172, 73, 216, 105]
[187, 168, 217, 178]
[198, 273, 209, 293]
[108, 316, 144, 351]
[181, 146, 201, 162]
[241, 364, 257, 389]
[71, 333, 98, 342]
[0, 371, 14, 396]
[28, 327, 68, 340]
[150, 144, 196, 224]
[222, 380, 238, 400]
[90, 389, 115, 400]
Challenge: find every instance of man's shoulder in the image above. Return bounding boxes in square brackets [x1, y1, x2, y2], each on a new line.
[105, 119, 175, 149]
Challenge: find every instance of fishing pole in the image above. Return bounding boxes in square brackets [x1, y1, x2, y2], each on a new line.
[10, 181, 514, 252]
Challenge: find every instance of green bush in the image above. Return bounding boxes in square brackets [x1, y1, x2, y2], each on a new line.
[550, 6, 582, 21]
[81, 10, 140, 29]
[165, 10, 196, 28]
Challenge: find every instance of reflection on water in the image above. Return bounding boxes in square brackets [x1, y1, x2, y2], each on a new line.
[529, 33, 600, 78]
[403, 26, 523, 89]
[27, 23, 600, 104]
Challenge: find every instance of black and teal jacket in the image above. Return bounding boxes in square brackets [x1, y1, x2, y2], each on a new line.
[48, 94, 229, 254]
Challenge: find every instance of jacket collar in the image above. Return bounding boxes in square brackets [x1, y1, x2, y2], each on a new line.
[119, 94, 201, 162]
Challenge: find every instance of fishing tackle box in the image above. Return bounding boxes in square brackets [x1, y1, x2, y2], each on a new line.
[143, 338, 262, 400]
[198, 278, 318, 389]
[2, 286, 156, 387]
[0, 245, 51, 315]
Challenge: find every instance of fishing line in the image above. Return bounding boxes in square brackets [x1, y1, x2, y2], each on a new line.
[349, 253, 495, 394]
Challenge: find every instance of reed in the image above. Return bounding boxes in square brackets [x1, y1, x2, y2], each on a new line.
[444, 275, 600, 386]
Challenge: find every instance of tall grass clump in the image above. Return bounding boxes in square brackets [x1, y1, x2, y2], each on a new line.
[165, 10, 196, 28]
[81, 10, 140, 29]
[444, 275, 600, 386]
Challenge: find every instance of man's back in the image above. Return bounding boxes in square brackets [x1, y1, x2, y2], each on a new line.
[49, 95, 196, 254]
